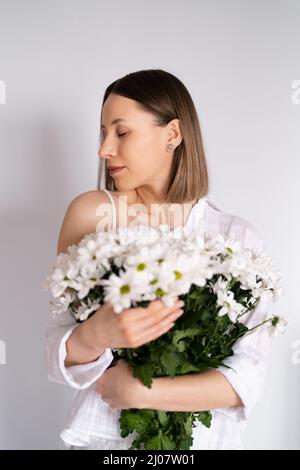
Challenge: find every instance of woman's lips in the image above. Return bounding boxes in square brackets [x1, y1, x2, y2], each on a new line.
[108, 166, 126, 176]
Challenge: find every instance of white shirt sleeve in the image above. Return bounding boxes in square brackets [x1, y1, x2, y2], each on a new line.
[215, 296, 272, 422]
[215, 222, 272, 422]
[44, 306, 114, 390]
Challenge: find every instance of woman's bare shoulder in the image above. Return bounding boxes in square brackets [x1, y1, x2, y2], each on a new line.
[69, 189, 109, 206]
[66, 189, 136, 207]
[56, 190, 115, 255]
[56, 189, 138, 254]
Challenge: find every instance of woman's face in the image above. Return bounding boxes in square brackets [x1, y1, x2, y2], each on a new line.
[98, 93, 181, 197]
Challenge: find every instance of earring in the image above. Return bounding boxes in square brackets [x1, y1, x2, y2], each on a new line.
[167, 144, 175, 152]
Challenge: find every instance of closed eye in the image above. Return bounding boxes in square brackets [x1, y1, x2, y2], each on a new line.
[100, 131, 127, 142]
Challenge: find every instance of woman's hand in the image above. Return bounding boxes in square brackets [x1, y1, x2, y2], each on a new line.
[93, 298, 185, 349]
[65, 298, 184, 368]
[95, 358, 146, 410]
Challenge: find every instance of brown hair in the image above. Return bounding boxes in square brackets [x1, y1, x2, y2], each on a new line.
[97, 69, 209, 203]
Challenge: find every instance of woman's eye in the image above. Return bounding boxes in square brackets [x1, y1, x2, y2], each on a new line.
[100, 130, 127, 141]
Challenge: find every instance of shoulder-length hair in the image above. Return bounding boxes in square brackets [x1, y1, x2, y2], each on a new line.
[97, 69, 209, 203]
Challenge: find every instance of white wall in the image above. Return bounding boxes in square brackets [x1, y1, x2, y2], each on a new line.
[0, 0, 299, 449]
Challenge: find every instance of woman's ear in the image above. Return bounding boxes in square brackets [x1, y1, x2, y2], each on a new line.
[167, 118, 182, 147]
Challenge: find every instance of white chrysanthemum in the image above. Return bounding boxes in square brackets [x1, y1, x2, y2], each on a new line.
[44, 225, 284, 330]
[125, 245, 162, 268]
[75, 298, 102, 322]
[249, 280, 263, 299]
[267, 315, 288, 337]
[49, 289, 76, 315]
[210, 276, 230, 294]
[157, 254, 193, 294]
[217, 290, 245, 322]
[99, 270, 145, 314]
[205, 233, 227, 255]
[46, 259, 80, 297]
[117, 224, 162, 246]
[77, 239, 103, 265]
[272, 286, 284, 301]
[70, 262, 104, 299]
[224, 239, 242, 254]
[149, 261, 176, 296]
[186, 253, 213, 287]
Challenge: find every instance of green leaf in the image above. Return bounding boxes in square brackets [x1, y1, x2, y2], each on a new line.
[161, 352, 181, 376]
[119, 409, 154, 437]
[144, 433, 163, 450]
[173, 338, 187, 352]
[157, 411, 169, 427]
[177, 361, 200, 374]
[161, 433, 176, 450]
[172, 328, 203, 346]
[194, 411, 212, 428]
[183, 415, 193, 434]
[178, 435, 193, 450]
[133, 363, 155, 388]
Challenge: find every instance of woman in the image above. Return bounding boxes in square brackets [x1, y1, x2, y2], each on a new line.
[45, 69, 271, 450]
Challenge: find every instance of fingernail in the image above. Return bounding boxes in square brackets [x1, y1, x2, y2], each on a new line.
[171, 309, 183, 319]
[172, 309, 183, 317]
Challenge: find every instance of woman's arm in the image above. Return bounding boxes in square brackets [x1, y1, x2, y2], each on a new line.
[137, 369, 242, 412]
[136, 226, 270, 415]
[45, 191, 116, 388]
[45, 306, 114, 390]
[135, 296, 272, 418]
[56, 190, 113, 367]
[64, 307, 108, 367]
[47, 191, 184, 387]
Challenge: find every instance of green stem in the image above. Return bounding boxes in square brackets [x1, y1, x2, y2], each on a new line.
[236, 298, 260, 321]
[231, 317, 273, 345]
[202, 315, 223, 355]
[246, 317, 273, 334]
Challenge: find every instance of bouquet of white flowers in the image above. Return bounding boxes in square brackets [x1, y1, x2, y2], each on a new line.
[44, 224, 286, 450]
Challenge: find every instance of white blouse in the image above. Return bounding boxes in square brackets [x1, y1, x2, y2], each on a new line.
[45, 192, 273, 450]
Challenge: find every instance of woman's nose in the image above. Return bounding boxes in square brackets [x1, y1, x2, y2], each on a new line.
[98, 144, 116, 160]
[98, 132, 119, 159]
[98, 147, 108, 159]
